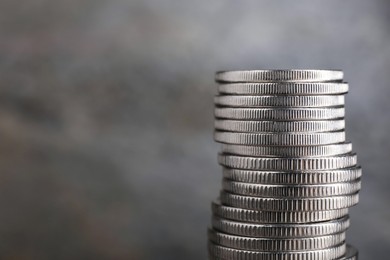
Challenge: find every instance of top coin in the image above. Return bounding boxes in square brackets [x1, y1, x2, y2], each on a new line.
[215, 70, 343, 83]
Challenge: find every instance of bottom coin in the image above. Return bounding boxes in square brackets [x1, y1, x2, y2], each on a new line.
[208, 242, 346, 260]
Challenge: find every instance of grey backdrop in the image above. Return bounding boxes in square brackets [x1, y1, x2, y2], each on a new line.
[0, 0, 389, 259]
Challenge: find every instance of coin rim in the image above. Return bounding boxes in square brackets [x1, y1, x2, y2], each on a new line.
[220, 142, 353, 157]
[211, 215, 350, 238]
[218, 153, 357, 170]
[217, 82, 349, 95]
[208, 228, 346, 251]
[215, 107, 345, 120]
[211, 201, 349, 223]
[215, 95, 345, 107]
[222, 178, 361, 198]
[208, 242, 347, 260]
[222, 166, 362, 184]
[220, 191, 359, 211]
[215, 70, 344, 83]
[214, 131, 346, 146]
[215, 119, 346, 132]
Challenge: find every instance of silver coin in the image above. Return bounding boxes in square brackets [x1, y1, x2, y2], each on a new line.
[222, 179, 361, 198]
[215, 70, 344, 83]
[208, 229, 346, 251]
[218, 153, 357, 171]
[217, 82, 349, 95]
[221, 143, 352, 157]
[342, 245, 358, 260]
[215, 95, 345, 107]
[211, 201, 349, 223]
[215, 107, 345, 120]
[208, 242, 346, 260]
[211, 216, 350, 238]
[215, 119, 345, 132]
[220, 191, 359, 211]
[222, 167, 362, 184]
[214, 131, 346, 146]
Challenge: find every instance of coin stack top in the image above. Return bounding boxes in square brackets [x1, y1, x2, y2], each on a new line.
[208, 70, 361, 260]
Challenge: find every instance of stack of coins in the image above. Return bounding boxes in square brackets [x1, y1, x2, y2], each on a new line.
[208, 70, 361, 260]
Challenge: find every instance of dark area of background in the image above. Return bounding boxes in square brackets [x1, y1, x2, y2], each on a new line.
[0, 0, 389, 259]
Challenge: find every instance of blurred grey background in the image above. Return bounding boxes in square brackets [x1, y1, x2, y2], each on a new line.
[0, 0, 389, 259]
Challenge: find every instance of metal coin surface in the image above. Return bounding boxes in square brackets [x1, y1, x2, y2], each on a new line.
[208, 242, 346, 260]
[211, 201, 348, 223]
[211, 216, 350, 238]
[222, 179, 361, 198]
[217, 82, 349, 95]
[221, 143, 352, 157]
[220, 191, 359, 211]
[215, 95, 345, 107]
[215, 70, 344, 83]
[214, 131, 345, 146]
[218, 153, 357, 171]
[215, 119, 345, 133]
[222, 167, 362, 184]
[208, 229, 346, 251]
[215, 107, 345, 120]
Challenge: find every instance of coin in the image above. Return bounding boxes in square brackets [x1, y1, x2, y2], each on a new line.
[208, 229, 346, 251]
[215, 70, 344, 83]
[222, 179, 361, 198]
[214, 131, 346, 146]
[215, 119, 345, 133]
[220, 191, 359, 211]
[215, 95, 345, 107]
[218, 153, 357, 170]
[211, 216, 350, 238]
[217, 82, 349, 95]
[221, 143, 352, 157]
[222, 167, 362, 184]
[215, 107, 345, 120]
[208, 242, 346, 260]
[211, 201, 349, 223]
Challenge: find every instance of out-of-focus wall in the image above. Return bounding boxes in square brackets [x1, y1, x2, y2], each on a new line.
[0, 0, 388, 259]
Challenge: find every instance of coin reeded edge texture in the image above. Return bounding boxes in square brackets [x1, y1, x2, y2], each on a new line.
[220, 191, 359, 211]
[222, 179, 361, 198]
[221, 143, 353, 157]
[215, 70, 344, 83]
[222, 166, 362, 184]
[211, 201, 349, 223]
[215, 107, 345, 120]
[214, 95, 345, 107]
[211, 216, 350, 238]
[215, 119, 346, 132]
[208, 242, 347, 260]
[214, 131, 346, 146]
[218, 153, 357, 170]
[217, 82, 349, 95]
[207, 229, 346, 251]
